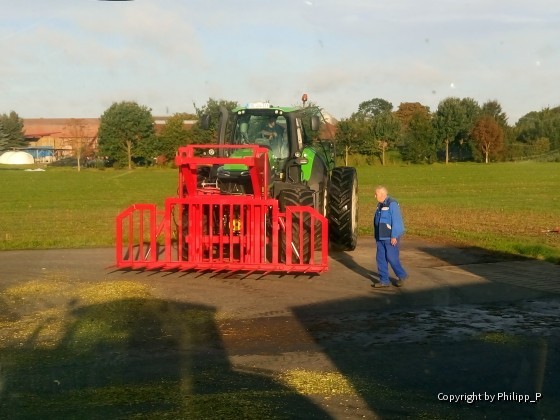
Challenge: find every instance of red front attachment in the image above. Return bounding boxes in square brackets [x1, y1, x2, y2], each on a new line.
[115, 145, 328, 274]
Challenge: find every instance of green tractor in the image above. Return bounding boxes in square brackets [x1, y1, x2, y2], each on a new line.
[202, 101, 358, 253]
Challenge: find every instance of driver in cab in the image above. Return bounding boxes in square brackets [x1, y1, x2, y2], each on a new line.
[261, 116, 287, 159]
[261, 116, 284, 140]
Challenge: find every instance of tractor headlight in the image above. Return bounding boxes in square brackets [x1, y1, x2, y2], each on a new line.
[208, 148, 215, 156]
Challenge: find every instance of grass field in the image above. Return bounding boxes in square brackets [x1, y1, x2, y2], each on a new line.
[1, 162, 559, 262]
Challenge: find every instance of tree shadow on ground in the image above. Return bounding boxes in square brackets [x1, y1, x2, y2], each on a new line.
[0, 296, 331, 419]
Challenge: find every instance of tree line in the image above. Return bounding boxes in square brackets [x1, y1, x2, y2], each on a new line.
[335, 97, 560, 165]
[1, 96, 559, 168]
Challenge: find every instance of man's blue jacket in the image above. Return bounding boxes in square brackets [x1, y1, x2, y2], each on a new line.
[373, 197, 405, 241]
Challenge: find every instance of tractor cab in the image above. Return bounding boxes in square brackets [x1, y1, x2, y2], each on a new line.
[220, 103, 297, 180]
[211, 102, 324, 196]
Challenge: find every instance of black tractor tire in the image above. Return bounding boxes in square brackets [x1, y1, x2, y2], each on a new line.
[278, 188, 315, 264]
[181, 204, 189, 260]
[328, 167, 358, 251]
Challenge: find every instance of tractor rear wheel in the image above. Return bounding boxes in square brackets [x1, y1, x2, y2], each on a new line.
[278, 188, 315, 264]
[328, 167, 358, 251]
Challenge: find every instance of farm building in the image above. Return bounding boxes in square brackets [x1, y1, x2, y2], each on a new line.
[22, 146, 56, 162]
[23, 118, 100, 160]
[22, 117, 198, 162]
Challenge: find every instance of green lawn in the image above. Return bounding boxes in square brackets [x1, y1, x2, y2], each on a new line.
[356, 161, 559, 263]
[1, 162, 559, 262]
[0, 167, 176, 249]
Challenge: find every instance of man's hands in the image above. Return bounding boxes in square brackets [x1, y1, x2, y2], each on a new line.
[262, 130, 277, 139]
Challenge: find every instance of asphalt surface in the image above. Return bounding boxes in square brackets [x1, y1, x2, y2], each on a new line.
[1, 237, 559, 419]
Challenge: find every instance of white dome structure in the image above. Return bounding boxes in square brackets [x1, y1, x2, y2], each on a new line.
[0, 151, 35, 165]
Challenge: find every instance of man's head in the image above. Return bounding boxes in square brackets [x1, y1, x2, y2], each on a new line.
[375, 185, 388, 203]
[267, 116, 277, 127]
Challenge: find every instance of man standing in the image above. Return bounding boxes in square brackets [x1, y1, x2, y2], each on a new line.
[372, 185, 408, 287]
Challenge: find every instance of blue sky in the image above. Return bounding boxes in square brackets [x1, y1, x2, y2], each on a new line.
[2, 0, 559, 123]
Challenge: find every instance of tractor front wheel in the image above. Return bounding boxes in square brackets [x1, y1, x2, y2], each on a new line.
[278, 188, 315, 264]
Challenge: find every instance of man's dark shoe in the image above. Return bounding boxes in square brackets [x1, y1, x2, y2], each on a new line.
[372, 282, 391, 288]
[395, 275, 408, 287]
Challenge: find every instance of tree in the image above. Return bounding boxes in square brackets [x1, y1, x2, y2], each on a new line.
[481, 100, 508, 128]
[471, 116, 505, 163]
[98, 101, 156, 169]
[347, 98, 395, 162]
[157, 113, 195, 160]
[531, 137, 550, 155]
[334, 117, 369, 165]
[515, 106, 560, 152]
[0, 111, 26, 150]
[433, 97, 466, 164]
[432, 97, 484, 163]
[481, 100, 510, 159]
[401, 111, 436, 163]
[0, 121, 10, 153]
[194, 98, 238, 122]
[353, 98, 393, 119]
[394, 103, 434, 164]
[370, 111, 401, 165]
[394, 102, 430, 131]
[64, 119, 89, 172]
[455, 97, 481, 161]
[192, 98, 239, 144]
[461, 97, 481, 122]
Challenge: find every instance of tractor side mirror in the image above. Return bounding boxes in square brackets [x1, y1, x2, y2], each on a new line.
[200, 114, 211, 130]
[311, 115, 320, 131]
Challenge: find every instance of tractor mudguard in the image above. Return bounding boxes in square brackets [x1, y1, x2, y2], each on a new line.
[300, 146, 317, 182]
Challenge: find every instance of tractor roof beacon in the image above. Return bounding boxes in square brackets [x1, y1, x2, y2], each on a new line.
[115, 98, 358, 274]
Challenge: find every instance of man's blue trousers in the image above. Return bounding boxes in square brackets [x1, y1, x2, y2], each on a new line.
[376, 239, 407, 284]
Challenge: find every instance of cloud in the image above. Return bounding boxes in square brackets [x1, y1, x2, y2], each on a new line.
[2, 0, 560, 121]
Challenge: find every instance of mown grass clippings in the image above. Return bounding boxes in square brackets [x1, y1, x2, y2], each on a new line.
[0, 307, 67, 350]
[78, 280, 152, 305]
[277, 369, 356, 396]
[4, 278, 73, 300]
[477, 332, 530, 346]
[0, 278, 153, 352]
